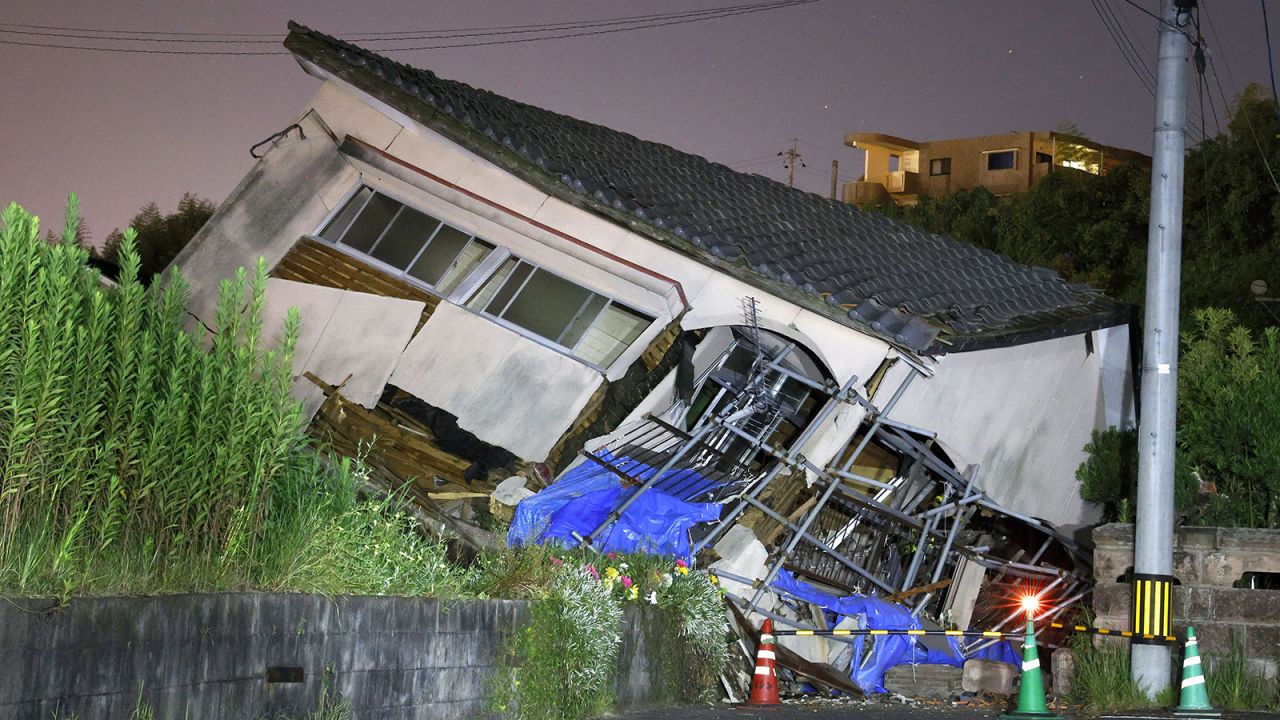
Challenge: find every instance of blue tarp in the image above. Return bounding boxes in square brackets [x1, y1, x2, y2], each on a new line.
[771, 569, 1019, 693]
[507, 451, 721, 561]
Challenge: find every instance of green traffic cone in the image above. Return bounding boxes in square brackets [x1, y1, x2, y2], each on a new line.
[1174, 627, 1220, 717]
[999, 620, 1063, 720]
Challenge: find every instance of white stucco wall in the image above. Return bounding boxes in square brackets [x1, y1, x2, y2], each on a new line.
[180, 72, 1131, 491]
[391, 303, 604, 460]
[882, 326, 1134, 529]
[170, 111, 357, 324]
[261, 279, 424, 418]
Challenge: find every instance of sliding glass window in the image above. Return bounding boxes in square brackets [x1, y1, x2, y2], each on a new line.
[316, 185, 654, 368]
[318, 187, 495, 296]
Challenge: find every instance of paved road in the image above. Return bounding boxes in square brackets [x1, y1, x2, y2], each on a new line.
[610, 698, 1280, 720]
[611, 698, 1002, 719]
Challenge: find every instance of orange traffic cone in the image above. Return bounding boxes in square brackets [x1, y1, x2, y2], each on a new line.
[747, 618, 780, 706]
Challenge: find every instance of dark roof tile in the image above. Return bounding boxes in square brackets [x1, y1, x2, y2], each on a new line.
[284, 22, 1128, 354]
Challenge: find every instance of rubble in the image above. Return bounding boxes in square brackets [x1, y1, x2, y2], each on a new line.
[303, 311, 1091, 699]
[961, 658, 1017, 696]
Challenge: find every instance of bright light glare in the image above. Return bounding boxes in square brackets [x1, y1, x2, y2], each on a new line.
[1019, 594, 1041, 614]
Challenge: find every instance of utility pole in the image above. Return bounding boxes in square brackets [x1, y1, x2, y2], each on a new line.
[830, 160, 839, 199]
[778, 139, 805, 188]
[1132, 0, 1193, 696]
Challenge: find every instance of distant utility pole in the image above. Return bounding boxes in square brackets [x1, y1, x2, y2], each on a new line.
[1132, 0, 1194, 697]
[830, 160, 839, 199]
[778, 139, 805, 188]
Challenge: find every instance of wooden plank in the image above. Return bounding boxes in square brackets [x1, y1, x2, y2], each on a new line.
[884, 578, 953, 604]
[725, 596, 864, 697]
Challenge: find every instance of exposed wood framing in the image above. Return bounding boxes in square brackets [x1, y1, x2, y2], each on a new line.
[271, 237, 441, 332]
[305, 372, 475, 492]
[542, 321, 687, 473]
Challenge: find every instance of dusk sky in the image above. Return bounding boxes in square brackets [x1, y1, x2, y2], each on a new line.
[0, 1, 1273, 243]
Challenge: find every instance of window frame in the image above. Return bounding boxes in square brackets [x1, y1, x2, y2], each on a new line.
[464, 255, 653, 367]
[309, 183, 655, 372]
[928, 157, 951, 176]
[983, 148, 1019, 171]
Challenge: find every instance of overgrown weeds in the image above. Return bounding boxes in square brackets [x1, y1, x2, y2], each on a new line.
[1069, 634, 1156, 712]
[0, 199, 453, 598]
[1205, 636, 1275, 710]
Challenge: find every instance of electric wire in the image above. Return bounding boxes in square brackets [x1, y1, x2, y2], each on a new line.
[1099, 0, 1157, 91]
[1118, 0, 1198, 39]
[1092, 0, 1156, 96]
[0, 2, 806, 44]
[0, 0, 820, 55]
[0, 2, 788, 39]
[1203, 2, 1280, 193]
[1261, 0, 1280, 124]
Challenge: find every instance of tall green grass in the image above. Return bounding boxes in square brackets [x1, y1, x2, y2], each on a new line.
[1069, 634, 1159, 711]
[0, 199, 459, 597]
[1204, 637, 1276, 711]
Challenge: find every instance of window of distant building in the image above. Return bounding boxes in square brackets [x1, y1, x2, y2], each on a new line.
[1036, 152, 1053, 164]
[317, 185, 653, 369]
[888, 154, 901, 173]
[984, 149, 1017, 171]
[929, 158, 951, 176]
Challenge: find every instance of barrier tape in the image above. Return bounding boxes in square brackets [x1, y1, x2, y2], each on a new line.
[1046, 621, 1178, 644]
[769, 623, 1178, 644]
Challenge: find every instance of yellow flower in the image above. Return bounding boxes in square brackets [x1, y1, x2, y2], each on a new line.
[676, 565, 690, 576]
[605, 567, 620, 580]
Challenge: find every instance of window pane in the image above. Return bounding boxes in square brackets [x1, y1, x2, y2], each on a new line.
[501, 268, 593, 341]
[370, 206, 440, 269]
[319, 187, 372, 242]
[987, 151, 1015, 171]
[435, 239, 495, 296]
[466, 257, 518, 311]
[471, 259, 533, 315]
[339, 192, 401, 253]
[408, 224, 471, 286]
[574, 303, 650, 366]
[559, 294, 609, 348]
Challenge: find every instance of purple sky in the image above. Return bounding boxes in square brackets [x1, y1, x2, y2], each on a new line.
[0, 1, 1271, 244]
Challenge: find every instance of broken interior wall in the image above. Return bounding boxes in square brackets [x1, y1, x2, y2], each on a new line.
[260, 278, 423, 418]
[880, 325, 1134, 529]
[390, 303, 606, 461]
[542, 321, 685, 473]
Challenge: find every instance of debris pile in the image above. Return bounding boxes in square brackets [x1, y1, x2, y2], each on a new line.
[305, 316, 1092, 697]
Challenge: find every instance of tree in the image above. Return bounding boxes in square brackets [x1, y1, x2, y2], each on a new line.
[1077, 309, 1280, 529]
[874, 84, 1280, 331]
[100, 193, 214, 283]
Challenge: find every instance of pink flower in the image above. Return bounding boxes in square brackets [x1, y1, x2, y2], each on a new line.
[607, 552, 619, 560]
[675, 559, 688, 568]
[586, 564, 599, 579]
[550, 557, 564, 566]
[621, 576, 633, 588]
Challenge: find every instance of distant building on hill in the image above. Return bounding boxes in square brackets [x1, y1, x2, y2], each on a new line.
[843, 130, 1150, 208]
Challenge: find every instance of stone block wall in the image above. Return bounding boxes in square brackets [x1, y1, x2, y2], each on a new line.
[0, 593, 685, 720]
[1093, 524, 1280, 677]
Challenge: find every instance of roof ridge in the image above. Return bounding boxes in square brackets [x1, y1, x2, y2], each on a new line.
[283, 21, 1126, 354]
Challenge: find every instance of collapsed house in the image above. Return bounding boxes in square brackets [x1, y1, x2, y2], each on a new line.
[172, 22, 1135, 693]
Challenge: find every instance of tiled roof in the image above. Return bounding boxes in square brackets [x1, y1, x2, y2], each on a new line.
[284, 22, 1128, 354]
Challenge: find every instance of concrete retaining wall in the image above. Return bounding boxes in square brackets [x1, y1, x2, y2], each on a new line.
[1093, 524, 1280, 678]
[0, 593, 684, 719]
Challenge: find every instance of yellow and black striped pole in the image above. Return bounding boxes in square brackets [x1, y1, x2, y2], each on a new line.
[1131, 573, 1175, 644]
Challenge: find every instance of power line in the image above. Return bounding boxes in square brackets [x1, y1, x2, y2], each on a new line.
[0, 1, 821, 55]
[0, 2, 806, 44]
[1261, 0, 1280, 125]
[1117, 0, 1198, 40]
[1091, 0, 1156, 96]
[1100, 0, 1157, 90]
[0, 2, 789, 39]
